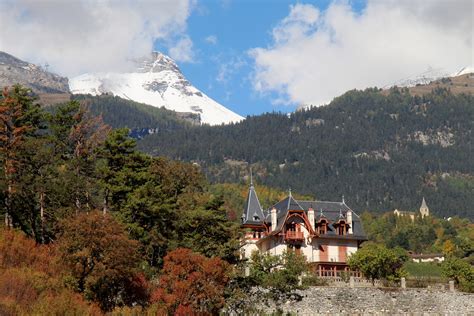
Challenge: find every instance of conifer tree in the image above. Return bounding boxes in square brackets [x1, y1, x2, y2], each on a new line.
[0, 86, 42, 228]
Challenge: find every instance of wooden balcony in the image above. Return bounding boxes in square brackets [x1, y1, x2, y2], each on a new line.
[285, 231, 304, 241]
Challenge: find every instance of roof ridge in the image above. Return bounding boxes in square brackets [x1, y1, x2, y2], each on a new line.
[298, 199, 345, 204]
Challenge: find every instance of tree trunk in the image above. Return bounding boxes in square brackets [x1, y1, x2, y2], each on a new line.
[103, 188, 109, 215]
[75, 196, 81, 215]
[40, 191, 45, 244]
[4, 164, 12, 228]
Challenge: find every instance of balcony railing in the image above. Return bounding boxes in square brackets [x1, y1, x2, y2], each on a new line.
[285, 231, 304, 240]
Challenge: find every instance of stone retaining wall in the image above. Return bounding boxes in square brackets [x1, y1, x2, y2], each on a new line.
[266, 287, 474, 315]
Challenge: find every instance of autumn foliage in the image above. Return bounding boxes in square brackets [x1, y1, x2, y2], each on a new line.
[151, 248, 231, 315]
[0, 87, 242, 314]
[0, 228, 100, 315]
[58, 211, 148, 312]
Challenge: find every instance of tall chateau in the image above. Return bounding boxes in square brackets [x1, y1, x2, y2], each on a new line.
[241, 181, 367, 276]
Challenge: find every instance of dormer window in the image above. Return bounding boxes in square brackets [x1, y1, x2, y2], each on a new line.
[318, 219, 327, 234]
[253, 215, 260, 221]
[337, 220, 346, 235]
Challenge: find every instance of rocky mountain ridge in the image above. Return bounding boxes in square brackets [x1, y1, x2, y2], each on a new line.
[0, 51, 69, 94]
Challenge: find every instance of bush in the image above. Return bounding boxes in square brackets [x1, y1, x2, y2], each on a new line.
[249, 250, 308, 297]
[441, 257, 474, 293]
[301, 274, 328, 287]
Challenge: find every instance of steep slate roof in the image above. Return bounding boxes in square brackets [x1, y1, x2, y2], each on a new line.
[267, 192, 305, 232]
[301, 200, 366, 238]
[241, 184, 266, 226]
[267, 198, 367, 238]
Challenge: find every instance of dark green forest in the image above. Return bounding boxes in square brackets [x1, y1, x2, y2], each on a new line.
[137, 88, 474, 219]
[66, 94, 195, 138]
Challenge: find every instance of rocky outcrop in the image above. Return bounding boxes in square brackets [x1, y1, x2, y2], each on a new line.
[0, 51, 69, 94]
[409, 129, 455, 147]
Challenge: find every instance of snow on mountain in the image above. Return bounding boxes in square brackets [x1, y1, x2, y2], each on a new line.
[451, 66, 474, 77]
[385, 66, 473, 88]
[69, 52, 244, 125]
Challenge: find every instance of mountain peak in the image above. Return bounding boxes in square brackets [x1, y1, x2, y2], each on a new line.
[134, 51, 180, 74]
[70, 51, 243, 125]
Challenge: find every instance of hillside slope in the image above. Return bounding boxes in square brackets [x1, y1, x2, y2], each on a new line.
[0, 51, 71, 105]
[50, 94, 194, 138]
[138, 88, 474, 219]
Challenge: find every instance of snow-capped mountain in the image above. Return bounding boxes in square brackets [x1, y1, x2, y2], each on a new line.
[384, 66, 473, 88]
[70, 52, 243, 125]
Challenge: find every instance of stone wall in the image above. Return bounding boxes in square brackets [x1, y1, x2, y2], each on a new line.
[265, 287, 474, 315]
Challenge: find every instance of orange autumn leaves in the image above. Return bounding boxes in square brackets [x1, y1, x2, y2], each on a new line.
[152, 248, 231, 315]
[0, 214, 231, 315]
[0, 228, 101, 315]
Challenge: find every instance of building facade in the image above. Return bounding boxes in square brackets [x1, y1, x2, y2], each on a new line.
[393, 197, 430, 221]
[241, 182, 367, 276]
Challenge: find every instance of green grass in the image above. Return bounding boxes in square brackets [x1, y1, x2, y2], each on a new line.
[404, 261, 443, 278]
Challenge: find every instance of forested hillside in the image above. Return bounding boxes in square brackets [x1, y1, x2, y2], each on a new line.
[52, 94, 197, 138]
[138, 88, 474, 219]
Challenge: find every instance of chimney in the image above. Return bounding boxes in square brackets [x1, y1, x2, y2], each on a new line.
[271, 207, 277, 231]
[347, 210, 353, 234]
[308, 207, 315, 231]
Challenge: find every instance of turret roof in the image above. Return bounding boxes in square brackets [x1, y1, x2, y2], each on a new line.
[420, 197, 428, 209]
[241, 183, 265, 226]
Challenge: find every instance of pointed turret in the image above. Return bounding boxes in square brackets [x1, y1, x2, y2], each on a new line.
[419, 197, 429, 218]
[241, 180, 265, 226]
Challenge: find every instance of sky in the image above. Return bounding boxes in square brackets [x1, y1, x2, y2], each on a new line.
[0, 0, 472, 116]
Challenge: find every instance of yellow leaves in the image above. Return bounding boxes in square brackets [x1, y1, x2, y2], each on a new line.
[442, 240, 456, 256]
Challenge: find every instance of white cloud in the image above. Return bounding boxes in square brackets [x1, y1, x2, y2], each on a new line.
[250, 1, 473, 107]
[216, 57, 246, 83]
[169, 36, 195, 62]
[0, 0, 194, 76]
[205, 35, 218, 45]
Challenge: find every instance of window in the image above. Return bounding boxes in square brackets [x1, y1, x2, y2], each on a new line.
[253, 215, 260, 221]
[338, 221, 346, 235]
[318, 220, 327, 234]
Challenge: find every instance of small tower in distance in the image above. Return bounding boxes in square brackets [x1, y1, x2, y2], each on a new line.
[419, 197, 429, 218]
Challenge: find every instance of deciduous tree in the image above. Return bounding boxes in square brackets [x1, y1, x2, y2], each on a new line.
[151, 248, 231, 315]
[58, 211, 146, 312]
[348, 242, 408, 284]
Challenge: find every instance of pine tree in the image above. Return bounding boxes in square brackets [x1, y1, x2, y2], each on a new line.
[0, 86, 42, 228]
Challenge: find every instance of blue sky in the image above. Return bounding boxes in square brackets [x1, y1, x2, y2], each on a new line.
[156, 0, 363, 117]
